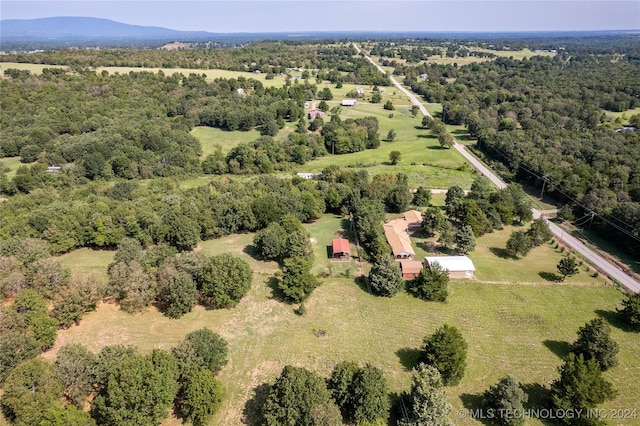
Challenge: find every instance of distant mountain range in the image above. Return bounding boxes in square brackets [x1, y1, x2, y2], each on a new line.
[1, 17, 217, 44]
[2, 16, 638, 51]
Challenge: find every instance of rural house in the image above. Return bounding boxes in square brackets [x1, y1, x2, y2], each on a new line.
[403, 210, 423, 233]
[331, 238, 351, 260]
[424, 256, 476, 279]
[384, 219, 415, 260]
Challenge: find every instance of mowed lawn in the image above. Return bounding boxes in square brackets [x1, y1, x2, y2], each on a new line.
[46, 215, 640, 426]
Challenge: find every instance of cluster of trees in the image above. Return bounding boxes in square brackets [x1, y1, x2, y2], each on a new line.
[549, 318, 619, 424]
[400, 45, 640, 256]
[1, 328, 227, 426]
[475, 317, 619, 426]
[0, 238, 101, 381]
[253, 214, 320, 303]
[107, 238, 252, 315]
[0, 235, 249, 388]
[0, 175, 329, 253]
[261, 362, 390, 426]
[504, 217, 553, 258]
[321, 115, 381, 154]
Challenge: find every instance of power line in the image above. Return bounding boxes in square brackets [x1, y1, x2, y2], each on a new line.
[483, 142, 640, 238]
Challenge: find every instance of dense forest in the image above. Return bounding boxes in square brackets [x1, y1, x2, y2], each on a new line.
[1, 41, 390, 86]
[390, 42, 640, 256]
[0, 66, 387, 194]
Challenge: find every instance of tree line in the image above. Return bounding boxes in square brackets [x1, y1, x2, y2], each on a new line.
[1, 328, 227, 426]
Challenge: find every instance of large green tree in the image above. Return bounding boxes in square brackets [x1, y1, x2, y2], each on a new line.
[91, 350, 179, 426]
[178, 367, 224, 426]
[327, 361, 390, 424]
[422, 324, 468, 386]
[455, 224, 476, 254]
[108, 261, 156, 313]
[483, 376, 528, 426]
[279, 256, 320, 303]
[368, 255, 403, 297]
[1, 359, 64, 426]
[618, 292, 640, 330]
[570, 318, 619, 371]
[505, 230, 532, 258]
[262, 365, 332, 426]
[173, 328, 228, 376]
[156, 265, 199, 319]
[407, 262, 449, 302]
[550, 353, 616, 425]
[55, 343, 97, 407]
[199, 253, 252, 308]
[398, 363, 453, 426]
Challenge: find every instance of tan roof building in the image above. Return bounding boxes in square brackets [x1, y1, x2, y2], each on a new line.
[403, 210, 423, 232]
[400, 260, 423, 279]
[384, 221, 415, 260]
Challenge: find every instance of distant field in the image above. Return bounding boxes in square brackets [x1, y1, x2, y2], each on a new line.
[296, 102, 477, 189]
[606, 107, 640, 125]
[0, 62, 68, 76]
[0, 156, 24, 179]
[57, 247, 115, 276]
[191, 126, 262, 156]
[47, 216, 638, 426]
[362, 47, 555, 67]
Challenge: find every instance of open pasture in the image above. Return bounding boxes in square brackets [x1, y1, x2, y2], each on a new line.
[48, 214, 640, 425]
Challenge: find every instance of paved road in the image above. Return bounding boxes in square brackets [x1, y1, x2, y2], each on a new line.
[355, 43, 640, 293]
[353, 43, 432, 119]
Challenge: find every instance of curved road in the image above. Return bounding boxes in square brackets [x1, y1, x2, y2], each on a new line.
[354, 43, 640, 293]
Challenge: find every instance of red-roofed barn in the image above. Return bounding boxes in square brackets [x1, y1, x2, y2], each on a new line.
[332, 238, 351, 260]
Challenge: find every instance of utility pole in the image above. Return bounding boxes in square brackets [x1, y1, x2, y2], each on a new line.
[587, 211, 596, 229]
[540, 175, 549, 200]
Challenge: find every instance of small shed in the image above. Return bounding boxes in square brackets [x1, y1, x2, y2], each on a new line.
[424, 256, 476, 279]
[341, 99, 357, 106]
[400, 260, 423, 280]
[332, 238, 351, 260]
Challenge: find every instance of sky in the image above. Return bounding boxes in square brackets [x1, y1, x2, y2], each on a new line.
[1, 1, 639, 33]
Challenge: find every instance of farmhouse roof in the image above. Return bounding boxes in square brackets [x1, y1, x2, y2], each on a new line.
[383, 223, 415, 257]
[400, 260, 423, 275]
[403, 210, 423, 226]
[332, 238, 350, 254]
[424, 256, 476, 272]
[341, 99, 357, 106]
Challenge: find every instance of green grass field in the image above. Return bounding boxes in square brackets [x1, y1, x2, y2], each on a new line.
[0, 62, 69, 77]
[0, 156, 29, 179]
[293, 102, 477, 189]
[45, 215, 640, 425]
[191, 126, 263, 156]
